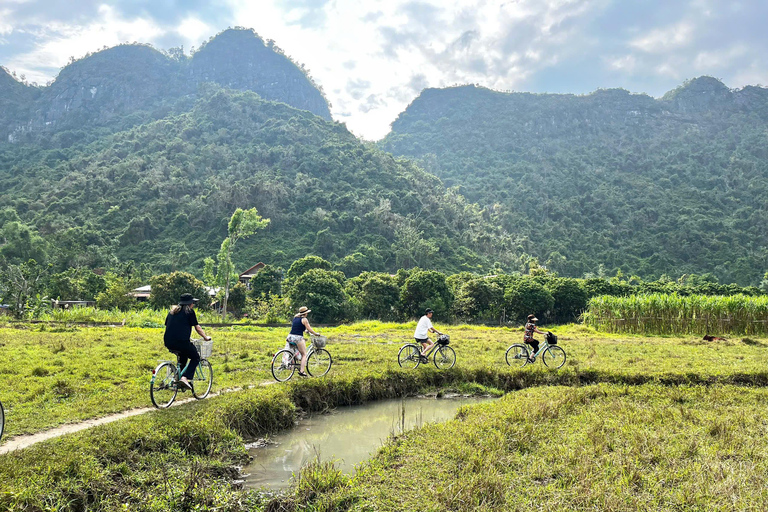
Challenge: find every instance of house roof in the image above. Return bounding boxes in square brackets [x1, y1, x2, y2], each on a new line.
[239, 262, 265, 277]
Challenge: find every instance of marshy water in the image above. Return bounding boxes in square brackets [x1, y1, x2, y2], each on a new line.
[243, 395, 494, 489]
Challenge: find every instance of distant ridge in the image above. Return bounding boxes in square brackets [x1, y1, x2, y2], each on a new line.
[381, 77, 768, 285]
[1, 28, 331, 143]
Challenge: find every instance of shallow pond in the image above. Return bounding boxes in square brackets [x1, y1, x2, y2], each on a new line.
[243, 395, 494, 489]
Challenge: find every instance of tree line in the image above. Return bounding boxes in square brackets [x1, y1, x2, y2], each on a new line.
[3, 252, 765, 324]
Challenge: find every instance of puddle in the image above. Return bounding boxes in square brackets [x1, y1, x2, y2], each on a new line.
[242, 395, 494, 489]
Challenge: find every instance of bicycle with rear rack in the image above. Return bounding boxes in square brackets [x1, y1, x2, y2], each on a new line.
[398, 334, 456, 369]
[150, 338, 214, 408]
[506, 331, 566, 369]
[271, 335, 333, 382]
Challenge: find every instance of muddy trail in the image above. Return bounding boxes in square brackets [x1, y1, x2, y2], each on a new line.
[0, 381, 275, 455]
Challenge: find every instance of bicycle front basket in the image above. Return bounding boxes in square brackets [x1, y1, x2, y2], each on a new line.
[312, 335, 328, 349]
[437, 334, 450, 345]
[193, 339, 214, 359]
[546, 332, 557, 345]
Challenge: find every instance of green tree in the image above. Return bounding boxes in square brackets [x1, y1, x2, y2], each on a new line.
[285, 255, 332, 283]
[503, 277, 554, 323]
[247, 264, 283, 299]
[287, 268, 348, 323]
[0, 260, 50, 317]
[453, 278, 503, 322]
[149, 272, 211, 310]
[400, 269, 453, 319]
[227, 282, 247, 315]
[348, 272, 401, 320]
[95, 274, 134, 311]
[216, 208, 270, 321]
[546, 277, 588, 323]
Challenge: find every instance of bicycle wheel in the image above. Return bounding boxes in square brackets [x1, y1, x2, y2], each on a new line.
[0, 400, 4, 442]
[543, 346, 566, 369]
[150, 362, 178, 408]
[192, 359, 213, 399]
[433, 345, 456, 370]
[505, 344, 530, 368]
[398, 344, 421, 369]
[271, 350, 297, 382]
[307, 349, 332, 377]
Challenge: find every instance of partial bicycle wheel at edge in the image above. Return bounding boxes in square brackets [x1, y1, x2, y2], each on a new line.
[150, 361, 178, 408]
[193, 359, 213, 399]
[271, 350, 297, 382]
[307, 349, 332, 377]
[0, 400, 4, 442]
[505, 344, 530, 368]
[433, 345, 456, 370]
[543, 345, 566, 369]
[398, 344, 421, 369]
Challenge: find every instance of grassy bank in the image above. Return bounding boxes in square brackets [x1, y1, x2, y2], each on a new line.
[292, 383, 768, 511]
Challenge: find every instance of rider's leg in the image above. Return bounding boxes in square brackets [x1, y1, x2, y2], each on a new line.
[175, 342, 200, 389]
[421, 339, 434, 357]
[528, 339, 540, 361]
[296, 338, 309, 374]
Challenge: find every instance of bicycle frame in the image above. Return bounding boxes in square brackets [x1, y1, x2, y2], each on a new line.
[526, 339, 552, 359]
[284, 343, 317, 366]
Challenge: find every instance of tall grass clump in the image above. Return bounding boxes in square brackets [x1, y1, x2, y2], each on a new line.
[583, 293, 768, 335]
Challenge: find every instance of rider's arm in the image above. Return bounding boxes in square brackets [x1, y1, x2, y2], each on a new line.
[303, 317, 320, 336]
[429, 326, 442, 335]
[534, 326, 546, 335]
[195, 324, 211, 341]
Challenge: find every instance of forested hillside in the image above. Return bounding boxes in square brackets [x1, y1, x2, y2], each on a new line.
[381, 77, 768, 285]
[0, 87, 513, 275]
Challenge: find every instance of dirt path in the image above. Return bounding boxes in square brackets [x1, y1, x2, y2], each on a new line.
[0, 381, 275, 455]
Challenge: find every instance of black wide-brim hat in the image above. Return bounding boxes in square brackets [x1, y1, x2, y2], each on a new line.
[179, 293, 199, 305]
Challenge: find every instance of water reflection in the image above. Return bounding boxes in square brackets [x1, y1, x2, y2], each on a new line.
[243, 396, 493, 489]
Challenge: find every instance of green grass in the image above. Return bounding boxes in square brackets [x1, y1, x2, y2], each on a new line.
[2, 322, 768, 510]
[585, 293, 768, 335]
[1, 323, 768, 437]
[297, 383, 768, 511]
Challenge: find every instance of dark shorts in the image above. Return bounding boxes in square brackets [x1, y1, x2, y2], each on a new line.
[415, 338, 429, 344]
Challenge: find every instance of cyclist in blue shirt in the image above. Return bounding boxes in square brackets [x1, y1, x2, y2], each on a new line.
[286, 306, 321, 377]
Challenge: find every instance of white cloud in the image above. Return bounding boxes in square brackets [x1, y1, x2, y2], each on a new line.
[176, 16, 212, 47]
[1, 0, 767, 138]
[630, 21, 694, 53]
[693, 44, 747, 70]
[5, 5, 164, 83]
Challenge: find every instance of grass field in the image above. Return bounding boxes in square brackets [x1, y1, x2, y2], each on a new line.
[1, 321, 768, 510]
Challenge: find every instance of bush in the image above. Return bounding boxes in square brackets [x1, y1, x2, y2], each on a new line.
[149, 272, 211, 310]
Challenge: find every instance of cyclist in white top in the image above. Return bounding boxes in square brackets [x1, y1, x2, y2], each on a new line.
[414, 308, 443, 362]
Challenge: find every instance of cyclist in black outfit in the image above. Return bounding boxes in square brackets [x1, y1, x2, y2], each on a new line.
[164, 293, 211, 390]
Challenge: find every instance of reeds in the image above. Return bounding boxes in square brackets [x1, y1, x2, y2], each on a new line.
[583, 293, 768, 335]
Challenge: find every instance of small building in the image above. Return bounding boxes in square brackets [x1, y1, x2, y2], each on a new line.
[52, 300, 96, 309]
[131, 285, 152, 302]
[239, 263, 266, 288]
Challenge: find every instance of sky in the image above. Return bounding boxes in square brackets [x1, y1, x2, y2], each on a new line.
[0, 0, 766, 140]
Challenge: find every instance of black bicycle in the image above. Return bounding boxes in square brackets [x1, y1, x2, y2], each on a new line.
[0, 399, 4, 442]
[398, 334, 456, 369]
